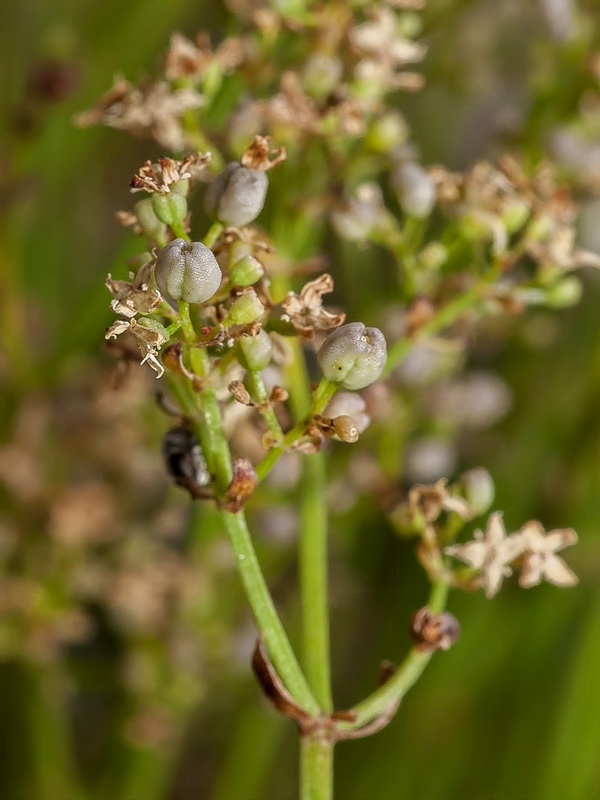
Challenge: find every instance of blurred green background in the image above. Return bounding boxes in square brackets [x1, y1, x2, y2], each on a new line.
[1, 1, 599, 799]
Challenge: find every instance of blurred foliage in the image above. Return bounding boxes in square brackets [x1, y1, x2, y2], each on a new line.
[1, 1, 599, 799]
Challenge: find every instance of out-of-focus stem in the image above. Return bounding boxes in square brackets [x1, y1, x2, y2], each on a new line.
[384, 285, 481, 376]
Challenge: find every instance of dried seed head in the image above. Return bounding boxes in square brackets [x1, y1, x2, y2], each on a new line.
[410, 607, 460, 651]
[154, 238, 222, 304]
[318, 322, 387, 390]
[204, 161, 268, 226]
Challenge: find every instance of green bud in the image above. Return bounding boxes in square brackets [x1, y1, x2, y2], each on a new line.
[154, 239, 222, 304]
[392, 163, 435, 218]
[418, 242, 447, 271]
[229, 255, 265, 287]
[205, 162, 268, 227]
[318, 322, 387, 390]
[236, 329, 273, 371]
[226, 289, 265, 325]
[151, 192, 188, 226]
[502, 199, 530, 234]
[134, 198, 167, 241]
[365, 112, 409, 153]
[545, 276, 583, 308]
[455, 467, 495, 516]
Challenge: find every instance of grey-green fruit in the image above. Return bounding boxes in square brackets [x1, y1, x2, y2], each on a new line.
[154, 239, 222, 304]
[205, 162, 268, 226]
[318, 322, 387, 390]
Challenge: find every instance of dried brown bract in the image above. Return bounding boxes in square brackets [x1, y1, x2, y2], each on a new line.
[221, 457, 258, 512]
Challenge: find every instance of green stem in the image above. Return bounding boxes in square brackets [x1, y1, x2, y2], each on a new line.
[246, 369, 284, 442]
[300, 734, 334, 800]
[221, 510, 319, 713]
[204, 221, 224, 249]
[170, 317, 319, 713]
[341, 579, 451, 728]
[300, 452, 333, 712]
[384, 286, 481, 376]
[255, 377, 337, 481]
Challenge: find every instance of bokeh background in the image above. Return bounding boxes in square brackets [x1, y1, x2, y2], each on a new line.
[1, 1, 599, 799]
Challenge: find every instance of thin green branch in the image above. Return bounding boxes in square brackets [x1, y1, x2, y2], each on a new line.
[255, 377, 337, 481]
[245, 369, 284, 442]
[340, 579, 451, 729]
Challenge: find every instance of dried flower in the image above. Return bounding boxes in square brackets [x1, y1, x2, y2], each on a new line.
[280, 274, 346, 339]
[445, 512, 525, 598]
[130, 154, 212, 195]
[105, 317, 169, 378]
[517, 521, 578, 589]
[105, 259, 162, 319]
[75, 77, 204, 150]
[318, 322, 387, 390]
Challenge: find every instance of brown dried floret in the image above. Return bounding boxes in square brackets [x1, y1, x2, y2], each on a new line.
[410, 607, 460, 651]
[75, 77, 204, 151]
[130, 153, 212, 194]
[280, 274, 346, 339]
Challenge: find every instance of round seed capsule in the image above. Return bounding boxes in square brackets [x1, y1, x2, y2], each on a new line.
[204, 162, 269, 227]
[154, 238, 222, 304]
[317, 322, 387, 390]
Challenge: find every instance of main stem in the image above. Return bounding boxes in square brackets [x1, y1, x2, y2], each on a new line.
[175, 307, 319, 715]
[300, 734, 334, 800]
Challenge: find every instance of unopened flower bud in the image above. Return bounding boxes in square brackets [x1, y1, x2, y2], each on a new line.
[418, 242, 447, 271]
[318, 322, 387, 390]
[229, 255, 265, 287]
[237, 329, 273, 371]
[392, 162, 435, 219]
[154, 239, 222, 304]
[325, 392, 371, 434]
[226, 289, 265, 325]
[455, 467, 495, 516]
[204, 162, 268, 226]
[134, 198, 167, 241]
[545, 276, 583, 308]
[332, 415, 360, 443]
[151, 192, 188, 226]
